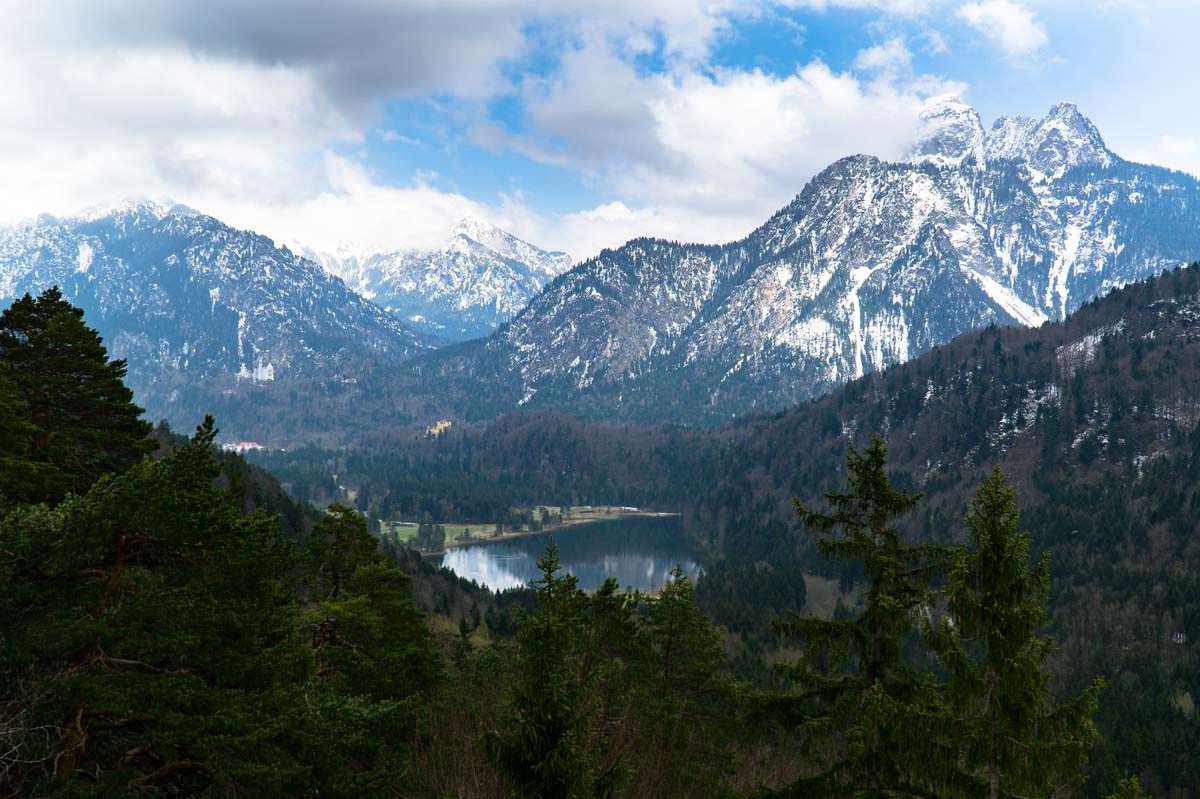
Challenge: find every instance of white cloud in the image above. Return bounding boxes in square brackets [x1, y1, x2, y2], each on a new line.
[0, 2, 792, 253]
[492, 34, 961, 254]
[1128, 134, 1200, 179]
[919, 28, 950, 55]
[956, 1, 1048, 58]
[780, 0, 936, 13]
[380, 130, 422, 146]
[228, 156, 491, 254]
[0, 47, 357, 222]
[0, 1, 962, 263]
[852, 37, 914, 75]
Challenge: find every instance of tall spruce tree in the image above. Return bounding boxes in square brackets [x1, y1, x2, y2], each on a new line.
[485, 543, 622, 799]
[303, 503, 444, 793]
[0, 287, 151, 502]
[634, 568, 736, 797]
[931, 468, 1101, 799]
[769, 437, 953, 797]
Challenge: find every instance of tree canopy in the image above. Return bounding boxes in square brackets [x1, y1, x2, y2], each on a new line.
[0, 286, 151, 502]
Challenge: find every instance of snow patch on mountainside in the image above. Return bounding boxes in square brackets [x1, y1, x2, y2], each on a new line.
[967, 268, 1048, 326]
[75, 242, 93, 273]
[1048, 223, 1083, 316]
[848, 265, 882, 378]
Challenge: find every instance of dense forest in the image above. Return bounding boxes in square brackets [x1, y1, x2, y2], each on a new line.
[0, 286, 1174, 797]
[254, 266, 1200, 796]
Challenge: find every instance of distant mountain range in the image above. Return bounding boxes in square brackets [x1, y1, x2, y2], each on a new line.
[431, 97, 1200, 423]
[303, 218, 573, 341]
[4, 98, 1200, 438]
[0, 202, 430, 425]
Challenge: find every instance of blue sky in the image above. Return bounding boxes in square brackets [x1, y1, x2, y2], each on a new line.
[2, 1, 1198, 260]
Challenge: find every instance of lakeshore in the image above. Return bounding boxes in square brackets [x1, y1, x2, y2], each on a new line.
[383, 505, 680, 557]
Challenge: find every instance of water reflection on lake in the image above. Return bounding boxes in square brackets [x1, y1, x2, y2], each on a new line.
[437, 517, 701, 592]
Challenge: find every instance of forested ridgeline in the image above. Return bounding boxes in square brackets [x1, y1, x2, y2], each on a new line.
[255, 266, 1200, 795]
[0, 287, 1144, 797]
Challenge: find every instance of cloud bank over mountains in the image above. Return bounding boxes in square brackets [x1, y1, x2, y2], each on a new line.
[0, 1, 1194, 260]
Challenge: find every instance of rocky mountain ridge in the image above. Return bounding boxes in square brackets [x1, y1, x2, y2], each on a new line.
[0, 202, 429, 426]
[306, 217, 573, 341]
[442, 97, 1200, 423]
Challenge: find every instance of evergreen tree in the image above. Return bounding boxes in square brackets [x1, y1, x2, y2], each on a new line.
[0, 287, 152, 502]
[931, 468, 1101, 799]
[0, 419, 448, 797]
[485, 542, 620, 798]
[306, 504, 442, 699]
[769, 437, 952, 797]
[634, 568, 736, 797]
[304, 504, 444, 793]
[307, 503, 382, 599]
[643, 569, 727, 709]
[0, 367, 40, 508]
[0, 418, 315, 795]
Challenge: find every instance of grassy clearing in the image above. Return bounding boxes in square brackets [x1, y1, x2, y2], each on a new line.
[802, 575, 859, 619]
[378, 504, 674, 550]
[381, 521, 418, 542]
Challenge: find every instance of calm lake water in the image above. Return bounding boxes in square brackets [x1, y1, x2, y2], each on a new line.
[437, 516, 701, 592]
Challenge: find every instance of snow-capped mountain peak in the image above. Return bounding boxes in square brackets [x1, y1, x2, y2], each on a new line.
[449, 216, 571, 280]
[72, 197, 179, 224]
[986, 102, 1113, 178]
[908, 94, 985, 167]
[0, 204, 429, 432]
[448, 97, 1200, 423]
[451, 215, 508, 248]
[910, 99, 1113, 180]
[311, 219, 573, 341]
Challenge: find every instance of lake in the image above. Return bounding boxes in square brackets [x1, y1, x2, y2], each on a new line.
[436, 516, 702, 592]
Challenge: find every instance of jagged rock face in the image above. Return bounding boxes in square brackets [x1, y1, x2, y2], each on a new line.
[0, 202, 428, 421]
[310, 218, 572, 341]
[471, 99, 1200, 423]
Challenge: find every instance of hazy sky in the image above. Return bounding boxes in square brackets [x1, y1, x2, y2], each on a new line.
[2, 1, 1197, 260]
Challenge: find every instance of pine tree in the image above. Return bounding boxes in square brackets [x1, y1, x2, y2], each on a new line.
[0, 287, 151, 502]
[307, 503, 383, 599]
[931, 467, 1101, 799]
[306, 504, 442, 699]
[485, 542, 620, 798]
[303, 504, 444, 792]
[635, 568, 736, 797]
[0, 418, 453, 797]
[0, 367, 40, 508]
[0, 418, 315, 795]
[769, 437, 951, 797]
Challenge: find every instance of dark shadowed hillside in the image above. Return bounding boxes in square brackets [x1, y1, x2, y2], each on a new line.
[256, 265, 1200, 796]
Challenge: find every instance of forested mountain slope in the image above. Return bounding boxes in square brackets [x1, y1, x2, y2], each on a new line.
[257, 265, 1200, 795]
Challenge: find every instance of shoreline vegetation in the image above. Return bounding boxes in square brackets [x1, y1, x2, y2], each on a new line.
[382, 505, 681, 557]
